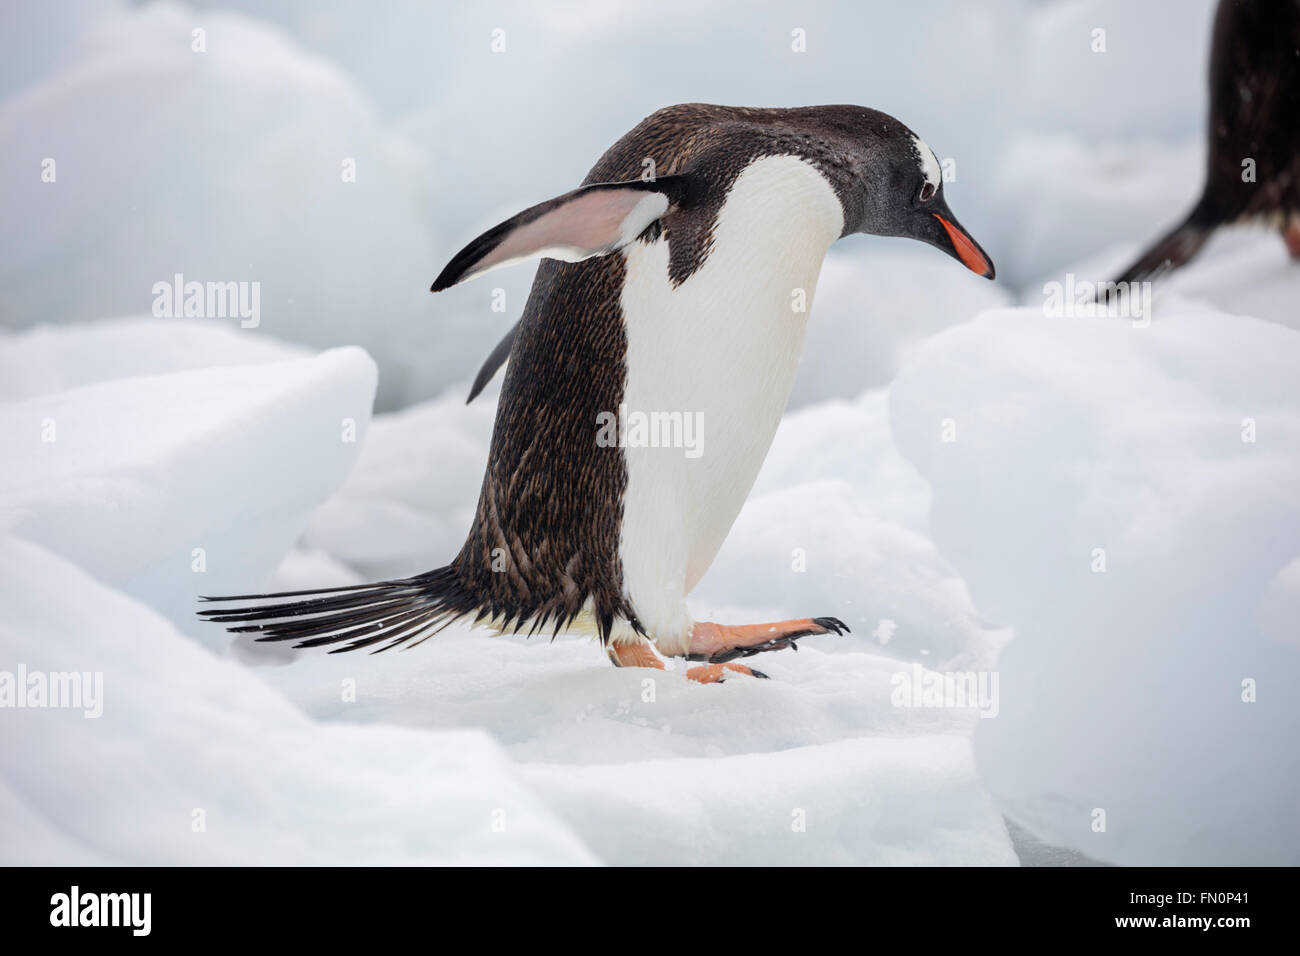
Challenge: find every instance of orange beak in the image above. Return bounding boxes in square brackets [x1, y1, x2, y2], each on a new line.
[934, 213, 995, 278]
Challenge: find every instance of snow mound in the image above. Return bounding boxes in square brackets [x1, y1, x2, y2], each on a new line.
[1033, 229, 1300, 334]
[256, 621, 1015, 866]
[0, 535, 593, 865]
[1137, 231, 1300, 332]
[521, 733, 1012, 866]
[0, 317, 308, 402]
[0, 2, 444, 408]
[0, 346, 377, 642]
[890, 303, 1300, 865]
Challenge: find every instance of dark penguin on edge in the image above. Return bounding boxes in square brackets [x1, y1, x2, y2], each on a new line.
[200, 104, 995, 684]
[1113, 0, 1300, 286]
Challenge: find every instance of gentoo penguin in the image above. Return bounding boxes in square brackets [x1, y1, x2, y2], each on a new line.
[200, 104, 994, 683]
[1113, 0, 1300, 286]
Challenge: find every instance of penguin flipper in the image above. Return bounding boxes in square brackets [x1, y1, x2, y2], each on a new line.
[466, 322, 517, 404]
[430, 175, 694, 292]
[1111, 206, 1214, 288]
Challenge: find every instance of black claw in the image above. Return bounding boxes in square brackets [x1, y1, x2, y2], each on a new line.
[749, 667, 770, 679]
[813, 616, 849, 635]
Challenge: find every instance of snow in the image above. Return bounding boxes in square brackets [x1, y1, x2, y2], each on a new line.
[0, 2, 445, 409]
[3, 0, 1298, 866]
[0, 317, 308, 401]
[256, 612, 1014, 865]
[0, 535, 594, 866]
[0, 345, 377, 643]
[521, 735, 1011, 866]
[889, 285, 1300, 866]
[1065, 228, 1300, 333]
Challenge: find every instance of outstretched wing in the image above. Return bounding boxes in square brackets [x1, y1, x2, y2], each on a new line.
[431, 176, 693, 292]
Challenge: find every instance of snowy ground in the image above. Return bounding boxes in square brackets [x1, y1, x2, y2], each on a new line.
[3, 0, 1298, 865]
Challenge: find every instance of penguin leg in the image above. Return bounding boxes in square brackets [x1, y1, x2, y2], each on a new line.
[685, 617, 849, 663]
[607, 638, 766, 682]
[1283, 216, 1300, 260]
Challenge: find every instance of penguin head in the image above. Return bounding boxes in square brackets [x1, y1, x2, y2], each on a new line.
[429, 105, 995, 294]
[832, 118, 994, 280]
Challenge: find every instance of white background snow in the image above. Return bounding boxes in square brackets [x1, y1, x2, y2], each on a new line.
[2, 0, 1297, 865]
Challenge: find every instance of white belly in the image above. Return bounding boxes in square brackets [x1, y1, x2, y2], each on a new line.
[616, 155, 844, 645]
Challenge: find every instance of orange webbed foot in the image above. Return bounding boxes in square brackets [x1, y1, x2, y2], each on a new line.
[685, 662, 769, 684]
[686, 616, 849, 663]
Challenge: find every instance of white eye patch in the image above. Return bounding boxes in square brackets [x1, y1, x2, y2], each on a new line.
[911, 134, 942, 189]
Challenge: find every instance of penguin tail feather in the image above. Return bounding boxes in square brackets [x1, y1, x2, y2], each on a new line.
[1109, 207, 1214, 290]
[197, 566, 477, 654]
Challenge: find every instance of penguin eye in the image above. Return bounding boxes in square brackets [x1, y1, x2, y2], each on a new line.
[919, 182, 936, 202]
